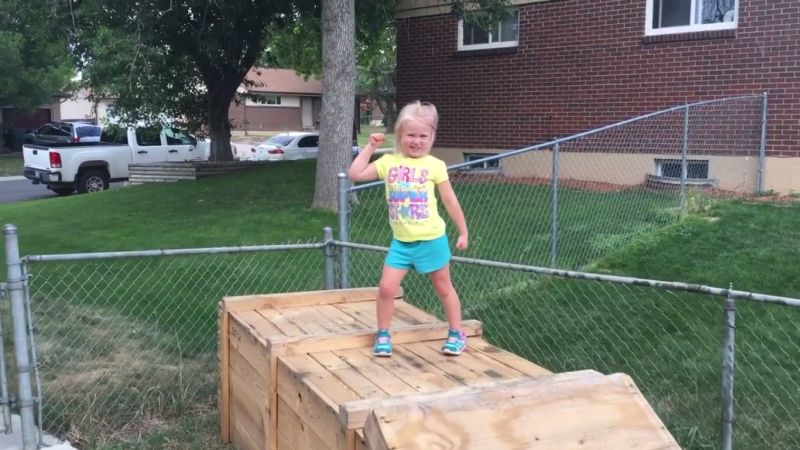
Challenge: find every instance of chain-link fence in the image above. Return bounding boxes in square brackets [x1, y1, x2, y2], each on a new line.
[338, 242, 800, 450]
[346, 94, 766, 272]
[334, 94, 800, 449]
[16, 240, 332, 448]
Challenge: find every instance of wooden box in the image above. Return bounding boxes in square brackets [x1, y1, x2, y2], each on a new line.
[219, 287, 678, 450]
[218, 287, 550, 450]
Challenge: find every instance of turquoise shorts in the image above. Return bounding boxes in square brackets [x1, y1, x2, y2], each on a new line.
[385, 235, 451, 274]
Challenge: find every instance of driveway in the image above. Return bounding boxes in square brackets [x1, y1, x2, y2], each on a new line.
[0, 177, 123, 204]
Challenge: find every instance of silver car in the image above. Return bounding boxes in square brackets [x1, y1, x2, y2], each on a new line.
[252, 132, 319, 161]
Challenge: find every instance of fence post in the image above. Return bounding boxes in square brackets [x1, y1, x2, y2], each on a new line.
[757, 92, 768, 193]
[337, 173, 350, 289]
[323, 227, 335, 290]
[550, 141, 559, 269]
[0, 283, 11, 433]
[721, 283, 736, 450]
[3, 225, 37, 449]
[680, 105, 689, 215]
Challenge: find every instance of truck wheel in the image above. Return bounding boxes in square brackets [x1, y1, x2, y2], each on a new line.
[51, 187, 75, 196]
[77, 169, 110, 194]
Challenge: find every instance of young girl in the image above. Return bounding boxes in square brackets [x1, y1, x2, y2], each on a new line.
[348, 101, 469, 357]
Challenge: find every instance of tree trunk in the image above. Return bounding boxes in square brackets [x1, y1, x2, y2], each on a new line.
[313, 0, 356, 211]
[207, 86, 235, 162]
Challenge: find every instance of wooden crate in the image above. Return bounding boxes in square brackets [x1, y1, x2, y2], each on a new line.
[220, 287, 678, 450]
[218, 287, 492, 450]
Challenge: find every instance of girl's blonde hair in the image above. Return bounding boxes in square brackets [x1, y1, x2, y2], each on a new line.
[393, 101, 438, 154]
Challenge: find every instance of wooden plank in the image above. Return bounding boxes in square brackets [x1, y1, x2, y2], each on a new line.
[310, 351, 388, 401]
[363, 371, 681, 450]
[277, 356, 355, 450]
[332, 301, 378, 328]
[418, 340, 526, 381]
[394, 300, 440, 325]
[279, 354, 361, 406]
[218, 305, 231, 442]
[230, 350, 268, 443]
[277, 395, 334, 450]
[258, 307, 306, 336]
[274, 320, 483, 356]
[237, 309, 285, 338]
[281, 306, 334, 335]
[231, 369, 266, 450]
[343, 375, 583, 433]
[230, 385, 265, 450]
[315, 304, 371, 333]
[331, 348, 419, 397]
[355, 430, 368, 450]
[469, 338, 553, 378]
[402, 340, 486, 385]
[355, 346, 461, 392]
[276, 430, 297, 450]
[222, 287, 402, 312]
[228, 314, 269, 375]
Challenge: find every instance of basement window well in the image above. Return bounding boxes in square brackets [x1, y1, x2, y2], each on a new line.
[655, 159, 709, 179]
[647, 158, 715, 188]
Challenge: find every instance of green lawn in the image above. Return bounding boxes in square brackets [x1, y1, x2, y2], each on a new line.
[1, 161, 799, 449]
[0, 152, 22, 176]
[357, 125, 394, 149]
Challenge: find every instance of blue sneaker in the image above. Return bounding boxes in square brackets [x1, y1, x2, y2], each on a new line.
[442, 329, 466, 356]
[373, 329, 392, 357]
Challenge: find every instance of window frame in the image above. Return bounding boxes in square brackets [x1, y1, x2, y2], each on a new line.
[457, 9, 519, 51]
[461, 153, 502, 173]
[645, 0, 738, 36]
[654, 158, 710, 180]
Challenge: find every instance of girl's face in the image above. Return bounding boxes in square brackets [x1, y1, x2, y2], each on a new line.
[399, 118, 435, 158]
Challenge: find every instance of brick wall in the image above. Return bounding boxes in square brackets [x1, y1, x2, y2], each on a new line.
[396, 0, 800, 157]
[228, 103, 302, 131]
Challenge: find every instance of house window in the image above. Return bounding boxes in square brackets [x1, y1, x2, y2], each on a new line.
[646, 0, 737, 36]
[463, 153, 501, 171]
[263, 95, 281, 105]
[655, 159, 709, 179]
[458, 9, 519, 51]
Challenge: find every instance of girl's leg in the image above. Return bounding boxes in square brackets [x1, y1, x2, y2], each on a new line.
[377, 265, 408, 329]
[429, 264, 462, 330]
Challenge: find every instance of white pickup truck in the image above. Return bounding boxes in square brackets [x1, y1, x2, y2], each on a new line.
[23, 126, 210, 195]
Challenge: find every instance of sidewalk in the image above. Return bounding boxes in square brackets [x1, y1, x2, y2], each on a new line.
[0, 177, 25, 182]
[0, 415, 76, 450]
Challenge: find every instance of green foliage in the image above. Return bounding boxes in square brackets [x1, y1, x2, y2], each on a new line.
[0, 0, 74, 110]
[73, 0, 316, 159]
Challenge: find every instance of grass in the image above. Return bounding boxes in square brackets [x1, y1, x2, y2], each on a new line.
[1, 161, 799, 449]
[357, 125, 394, 149]
[0, 152, 22, 176]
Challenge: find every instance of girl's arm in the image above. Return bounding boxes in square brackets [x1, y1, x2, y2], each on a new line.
[348, 133, 384, 182]
[437, 180, 468, 250]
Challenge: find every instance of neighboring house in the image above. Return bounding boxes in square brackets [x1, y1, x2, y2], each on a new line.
[1, 89, 114, 150]
[395, 0, 800, 193]
[229, 68, 323, 133]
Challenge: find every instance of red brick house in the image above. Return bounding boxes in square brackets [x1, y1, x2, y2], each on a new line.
[229, 68, 323, 133]
[395, 0, 799, 193]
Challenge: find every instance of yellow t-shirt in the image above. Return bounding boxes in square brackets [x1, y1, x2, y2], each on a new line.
[374, 153, 448, 242]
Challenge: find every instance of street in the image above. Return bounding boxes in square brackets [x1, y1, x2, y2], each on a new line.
[0, 178, 124, 203]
